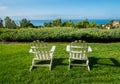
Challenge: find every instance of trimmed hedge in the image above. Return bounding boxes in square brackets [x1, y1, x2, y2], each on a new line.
[0, 27, 120, 42]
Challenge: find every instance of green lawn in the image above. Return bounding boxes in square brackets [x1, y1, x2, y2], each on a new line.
[0, 43, 120, 84]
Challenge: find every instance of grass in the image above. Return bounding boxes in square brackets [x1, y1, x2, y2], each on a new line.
[0, 42, 120, 84]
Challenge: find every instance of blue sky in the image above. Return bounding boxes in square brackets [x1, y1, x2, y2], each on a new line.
[0, 0, 120, 20]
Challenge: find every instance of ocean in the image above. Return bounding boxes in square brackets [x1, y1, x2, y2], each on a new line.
[15, 19, 112, 26]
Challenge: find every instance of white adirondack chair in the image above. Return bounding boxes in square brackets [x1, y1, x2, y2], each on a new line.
[68, 40, 90, 71]
[29, 40, 56, 71]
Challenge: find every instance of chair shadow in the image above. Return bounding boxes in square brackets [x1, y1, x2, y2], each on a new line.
[31, 60, 52, 70]
[32, 57, 120, 70]
[89, 57, 99, 70]
[110, 58, 120, 66]
[52, 57, 68, 70]
[31, 57, 68, 71]
[89, 57, 120, 70]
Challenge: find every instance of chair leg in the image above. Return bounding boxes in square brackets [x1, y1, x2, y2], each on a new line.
[86, 60, 90, 71]
[29, 65, 33, 72]
[29, 59, 35, 72]
[49, 59, 53, 71]
[88, 66, 90, 71]
[68, 58, 71, 70]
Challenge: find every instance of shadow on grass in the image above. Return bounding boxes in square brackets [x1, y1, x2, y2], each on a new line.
[31, 57, 120, 71]
[110, 58, 120, 66]
[52, 57, 68, 70]
[89, 57, 120, 70]
[30, 57, 68, 71]
[31, 60, 51, 70]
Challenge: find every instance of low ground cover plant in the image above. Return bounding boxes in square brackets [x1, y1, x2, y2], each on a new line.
[0, 27, 120, 42]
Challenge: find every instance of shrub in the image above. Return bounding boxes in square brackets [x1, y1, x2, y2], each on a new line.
[0, 28, 120, 42]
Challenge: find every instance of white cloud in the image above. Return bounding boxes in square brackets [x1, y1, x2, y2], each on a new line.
[0, 6, 7, 11]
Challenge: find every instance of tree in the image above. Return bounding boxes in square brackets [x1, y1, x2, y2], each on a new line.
[4, 16, 12, 28]
[52, 18, 62, 27]
[11, 21, 17, 28]
[44, 22, 53, 27]
[62, 20, 74, 27]
[20, 18, 34, 28]
[75, 21, 83, 28]
[89, 21, 96, 28]
[0, 18, 3, 28]
[108, 20, 114, 28]
[82, 19, 89, 28]
[4, 16, 17, 28]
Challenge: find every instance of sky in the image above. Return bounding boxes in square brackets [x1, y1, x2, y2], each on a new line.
[0, 0, 120, 20]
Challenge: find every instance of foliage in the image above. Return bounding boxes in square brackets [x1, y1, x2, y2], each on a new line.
[1, 16, 120, 29]
[4, 16, 17, 29]
[1, 28, 120, 42]
[43, 19, 98, 28]
[62, 20, 75, 27]
[0, 43, 120, 83]
[20, 18, 34, 28]
[44, 18, 62, 27]
[0, 17, 98, 28]
[89, 21, 97, 28]
[0, 18, 3, 28]
[52, 18, 62, 27]
[75, 21, 83, 28]
[44, 22, 53, 27]
[82, 19, 89, 28]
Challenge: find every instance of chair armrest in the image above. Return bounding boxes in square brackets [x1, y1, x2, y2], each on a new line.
[88, 46, 92, 52]
[29, 46, 36, 54]
[50, 46, 56, 52]
[66, 45, 70, 52]
[29, 49, 33, 53]
[29, 49, 36, 54]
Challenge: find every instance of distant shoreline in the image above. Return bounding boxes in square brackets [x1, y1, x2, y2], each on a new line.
[14, 19, 120, 26]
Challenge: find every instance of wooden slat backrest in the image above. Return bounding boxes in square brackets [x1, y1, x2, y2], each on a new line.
[70, 40, 88, 59]
[31, 40, 51, 60]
